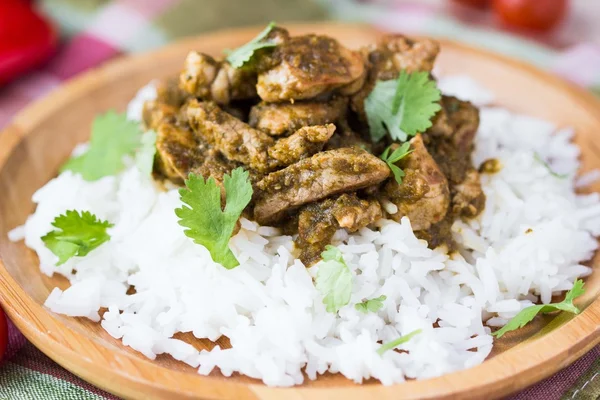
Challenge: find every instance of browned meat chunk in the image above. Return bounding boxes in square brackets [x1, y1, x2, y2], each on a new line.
[179, 52, 257, 105]
[296, 194, 383, 265]
[324, 117, 380, 153]
[155, 122, 206, 183]
[452, 169, 485, 217]
[143, 101, 178, 131]
[256, 35, 366, 102]
[142, 78, 189, 130]
[157, 77, 189, 107]
[254, 148, 390, 224]
[383, 135, 450, 231]
[178, 27, 291, 104]
[186, 100, 275, 172]
[373, 35, 439, 76]
[192, 149, 239, 185]
[268, 124, 336, 166]
[325, 131, 372, 152]
[249, 97, 347, 136]
[428, 96, 479, 153]
[351, 35, 440, 121]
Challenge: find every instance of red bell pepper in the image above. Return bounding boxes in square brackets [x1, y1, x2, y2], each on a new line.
[0, 1, 58, 85]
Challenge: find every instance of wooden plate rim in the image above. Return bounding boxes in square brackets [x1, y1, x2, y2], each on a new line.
[0, 23, 599, 400]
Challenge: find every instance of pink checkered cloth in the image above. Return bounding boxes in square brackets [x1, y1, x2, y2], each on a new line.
[1, 0, 599, 399]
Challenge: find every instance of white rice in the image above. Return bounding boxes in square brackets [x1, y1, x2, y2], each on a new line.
[8, 76, 600, 386]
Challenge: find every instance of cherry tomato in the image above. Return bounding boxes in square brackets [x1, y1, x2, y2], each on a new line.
[492, 0, 568, 31]
[451, 0, 490, 8]
[0, 305, 7, 361]
[0, 1, 57, 85]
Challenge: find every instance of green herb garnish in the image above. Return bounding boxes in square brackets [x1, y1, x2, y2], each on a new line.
[175, 168, 253, 269]
[492, 279, 585, 338]
[315, 245, 353, 313]
[377, 329, 422, 356]
[380, 142, 413, 184]
[534, 152, 568, 179]
[42, 210, 113, 265]
[61, 111, 143, 181]
[365, 71, 441, 142]
[355, 295, 387, 314]
[136, 130, 157, 176]
[225, 22, 277, 68]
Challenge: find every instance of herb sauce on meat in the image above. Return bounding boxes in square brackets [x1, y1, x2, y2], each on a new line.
[145, 26, 486, 265]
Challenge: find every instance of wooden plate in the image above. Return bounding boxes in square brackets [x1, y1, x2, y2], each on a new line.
[1, 23, 600, 400]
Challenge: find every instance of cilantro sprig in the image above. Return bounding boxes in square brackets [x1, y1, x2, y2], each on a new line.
[355, 295, 387, 314]
[225, 22, 277, 69]
[377, 329, 422, 356]
[534, 152, 568, 179]
[42, 210, 113, 265]
[380, 142, 413, 184]
[315, 245, 353, 313]
[175, 168, 253, 269]
[62, 111, 144, 181]
[492, 279, 585, 338]
[136, 130, 157, 176]
[365, 71, 441, 142]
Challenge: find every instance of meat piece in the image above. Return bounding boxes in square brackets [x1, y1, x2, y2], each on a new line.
[192, 150, 254, 212]
[428, 95, 480, 153]
[179, 28, 290, 104]
[296, 194, 383, 265]
[263, 26, 291, 45]
[156, 77, 189, 107]
[186, 100, 275, 172]
[155, 120, 254, 192]
[333, 196, 383, 232]
[382, 135, 450, 231]
[373, 35, 439, 77]
[142, 78, 189, 130]
[325, 118, 377, 153]
[179, 52, 257, 104]
[155, 122, 206, 183]
[268, 124, 336, 166]
[423, 137, 471, 186]
[179, 52, 218, 98]
[256, 34, 366, 102]
[351, 35, 440, 121]
[249, 97, 347, 136]
[143, 101, 178, 131]
[254, 148, 389, 224]
[192, 149, 239, 185]
[451, 169, 485, 217]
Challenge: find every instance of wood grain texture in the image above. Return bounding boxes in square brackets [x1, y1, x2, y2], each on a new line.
[0, 23, 599, 400]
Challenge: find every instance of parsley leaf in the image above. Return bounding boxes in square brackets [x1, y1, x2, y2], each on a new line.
[492, 279, 585, 338]
[41, 210, 113, 265]
[225, 22, 277, 69]
[315, 245, 353, 313]
[377, 329, 422, 356]
[355, 295, 387, 314]
[365, 71, 441, 142]
[380, 142, 413, 184]
[175, 168, 253, 269]
[534, 152, 568, 179]
[62, 111, 143, 181]
[136, 130, 157, 176]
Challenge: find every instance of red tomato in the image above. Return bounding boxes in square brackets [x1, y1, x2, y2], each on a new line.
[0, 305, 7, 361]
[492, 0, 568, 31]
[451, 0, 490, 8]
[0, 2, 57, 85]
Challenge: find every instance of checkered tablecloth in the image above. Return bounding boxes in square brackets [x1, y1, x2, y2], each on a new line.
[1, 0, 599, 398]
